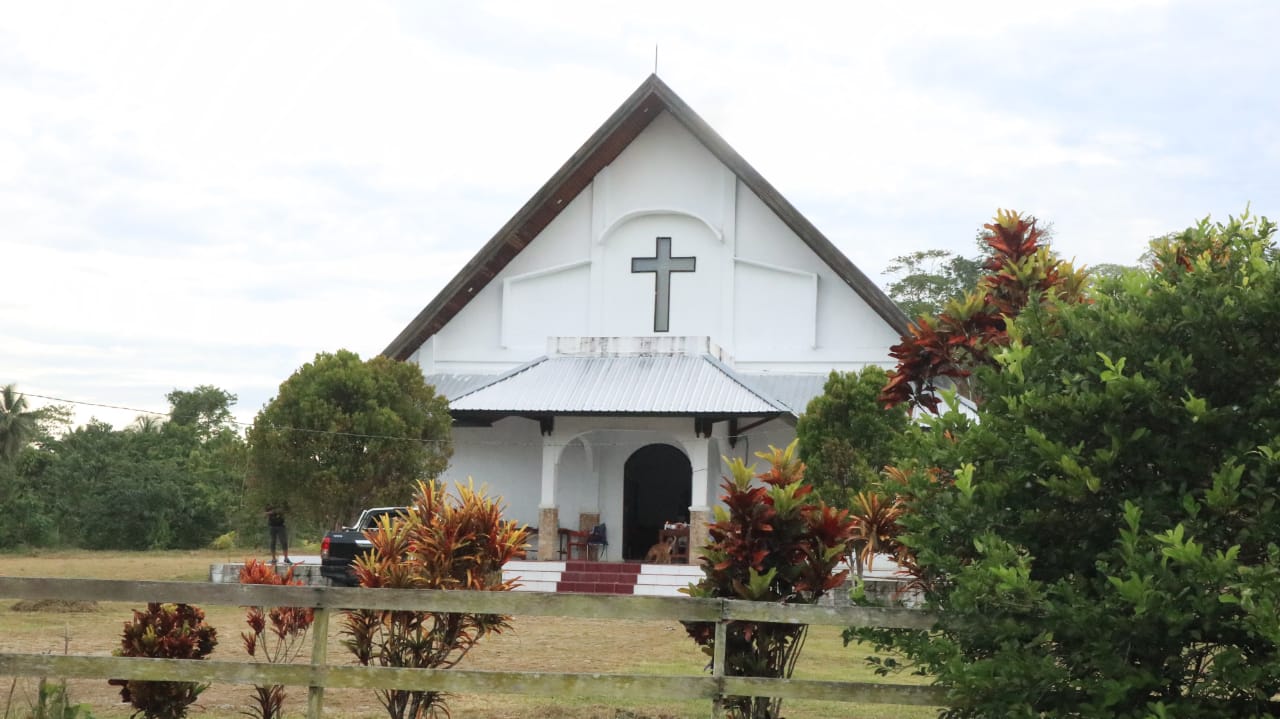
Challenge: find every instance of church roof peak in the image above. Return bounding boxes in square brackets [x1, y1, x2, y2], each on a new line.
[383, 75, 908, 361]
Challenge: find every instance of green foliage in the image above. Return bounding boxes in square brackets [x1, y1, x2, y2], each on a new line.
[165, 385, 237, 440]
[110, 602, 217, 719]
[0, 385, 68, 463]
[341, 478, 529, 719]
[209, 531, 237, 550]
[796, 367, 909, 507]
[683, 441, 857, 719]
[38, 421, 240, 549]
[0, 384, 246, 550]
[860, 210, 1280, 717]
[881, 210, 1089, 412]
[247, 350, 453, 529]
[11, 678, 96, 719]
[883, 248, 986, 319]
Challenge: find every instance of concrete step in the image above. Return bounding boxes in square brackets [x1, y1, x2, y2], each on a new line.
[208, 557, 327, 586]
[208, 558, 709, 597]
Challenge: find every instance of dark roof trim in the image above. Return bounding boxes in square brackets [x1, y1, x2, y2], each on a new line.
[384, 75, 910, 360]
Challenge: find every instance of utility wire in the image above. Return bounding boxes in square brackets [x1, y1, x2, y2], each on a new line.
[20, 391, 792, 450]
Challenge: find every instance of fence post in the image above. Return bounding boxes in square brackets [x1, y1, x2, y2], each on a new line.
[307, 607, 329, 719]
[711, 600, 727, 718]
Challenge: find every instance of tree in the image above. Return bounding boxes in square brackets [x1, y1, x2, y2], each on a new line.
[880, 210, 1088, 413]
[0, 384, 62, 462]
[795, 366, 909, 508]
[883, 248, 985, 319]
[166, 385, 238, 441]
[856, 210, 1280, 717]
[0, 385, 67, 547]
[683, 441, 856, 719]
[247, 350, 452, 529]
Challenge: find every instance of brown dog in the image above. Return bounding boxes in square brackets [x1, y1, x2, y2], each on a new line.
[643, 536, 675, 564]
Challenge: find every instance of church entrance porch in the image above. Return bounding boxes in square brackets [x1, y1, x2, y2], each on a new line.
[622, 443, 691, 560]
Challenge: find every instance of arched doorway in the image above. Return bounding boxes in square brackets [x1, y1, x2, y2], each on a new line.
[622, 444, 692, 560]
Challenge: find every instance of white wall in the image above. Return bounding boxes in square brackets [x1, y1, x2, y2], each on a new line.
[733, 185, 901, 369]
[441, 417, 543, 527]
[419, 109, 897, 376]
[598, 213, 722, 338]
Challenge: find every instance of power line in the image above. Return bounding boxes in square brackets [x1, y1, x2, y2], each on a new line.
[19, 391, 794, 450]
[24, 392, 171, 419]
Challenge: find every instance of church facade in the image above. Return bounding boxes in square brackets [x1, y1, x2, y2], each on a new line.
[383, 76, 909, 562]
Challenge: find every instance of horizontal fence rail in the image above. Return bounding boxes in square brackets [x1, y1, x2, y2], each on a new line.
[0, 576, 942, 717]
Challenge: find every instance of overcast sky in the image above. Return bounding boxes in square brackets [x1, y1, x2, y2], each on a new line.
[3, 0, 1277, 430]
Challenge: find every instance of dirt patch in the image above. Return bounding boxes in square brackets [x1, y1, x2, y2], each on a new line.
[10, 598, 100, 613]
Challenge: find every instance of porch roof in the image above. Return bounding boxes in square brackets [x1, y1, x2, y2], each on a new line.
[434, 354, 793, 417]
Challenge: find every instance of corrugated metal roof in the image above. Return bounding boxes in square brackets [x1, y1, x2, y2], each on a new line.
[424, 374, 495, 401]
[737, 373, 831, 415]
[447, 355, 791, 415]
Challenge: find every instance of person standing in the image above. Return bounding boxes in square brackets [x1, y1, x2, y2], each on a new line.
[265, 504, 293, 565]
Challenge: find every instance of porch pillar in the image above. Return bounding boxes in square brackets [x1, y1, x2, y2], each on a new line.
[537, 431, 560, 562]
[684, 436, 712, 566]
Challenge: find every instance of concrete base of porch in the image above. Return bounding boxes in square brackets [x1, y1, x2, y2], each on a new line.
[502, 560, 702, 596]
[207, 558, 703, 596]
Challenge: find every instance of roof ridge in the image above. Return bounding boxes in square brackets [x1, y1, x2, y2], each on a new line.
[697, 353, 793, 416]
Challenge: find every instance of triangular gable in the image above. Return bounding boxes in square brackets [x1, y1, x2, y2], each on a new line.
[383, 75, 908, 361]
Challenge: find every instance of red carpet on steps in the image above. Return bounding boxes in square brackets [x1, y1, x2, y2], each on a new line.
[556, 560, 643, 594]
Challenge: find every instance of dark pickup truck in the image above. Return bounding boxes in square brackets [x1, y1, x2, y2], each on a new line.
[319, 507, 407, 587]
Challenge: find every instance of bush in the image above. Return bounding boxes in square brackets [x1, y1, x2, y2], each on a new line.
[109, 603, 217, 719]
[862, 211, 1280, 717]
[683, 441, 856, 719]
[340, 479, 529, 719]
[239, 559, 315, 719]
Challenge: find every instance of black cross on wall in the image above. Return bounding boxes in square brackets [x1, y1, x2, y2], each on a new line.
[631, 236, 696, 333]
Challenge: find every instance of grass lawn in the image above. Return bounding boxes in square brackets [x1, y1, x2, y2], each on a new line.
[0, 549, 938, 718]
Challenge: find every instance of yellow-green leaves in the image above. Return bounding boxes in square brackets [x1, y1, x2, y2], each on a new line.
[953, 463, 977, 500]
[1182, 391, 1209, 422]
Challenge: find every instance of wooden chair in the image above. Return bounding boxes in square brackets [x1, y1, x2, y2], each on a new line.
[559, 527, 590, 560]
[522, 528, 538, 560]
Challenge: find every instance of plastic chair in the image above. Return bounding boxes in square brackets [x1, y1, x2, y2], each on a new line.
[586, 523, 608, 561]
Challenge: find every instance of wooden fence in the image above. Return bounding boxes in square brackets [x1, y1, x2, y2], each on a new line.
[0, 577, 943, 717]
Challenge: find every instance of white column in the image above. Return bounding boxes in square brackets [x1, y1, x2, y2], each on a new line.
[682, 435, 713, 567]
[540, 432, 559, 508]
[683, 436, 711, 513]
[537, 430, 562, 562]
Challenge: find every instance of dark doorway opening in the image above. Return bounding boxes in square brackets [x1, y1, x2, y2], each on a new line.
[623, 444, 692, 560]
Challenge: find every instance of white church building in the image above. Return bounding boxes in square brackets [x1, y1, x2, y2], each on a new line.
[382, 76, 909, 563]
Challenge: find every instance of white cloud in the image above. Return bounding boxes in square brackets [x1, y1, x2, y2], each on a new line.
[2, 0, 1276, 430]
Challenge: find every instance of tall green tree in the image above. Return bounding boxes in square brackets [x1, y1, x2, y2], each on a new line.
[857, 211, 1280, 717]
[166, 385, 238, 441]
[247, 350, 452, 529]
[0, 384, 48, 462]
[795, 366, 909, 507]
[4, 385, 246, 550]
[882, 248, 985, 320]
[36, 416, 239, 550]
